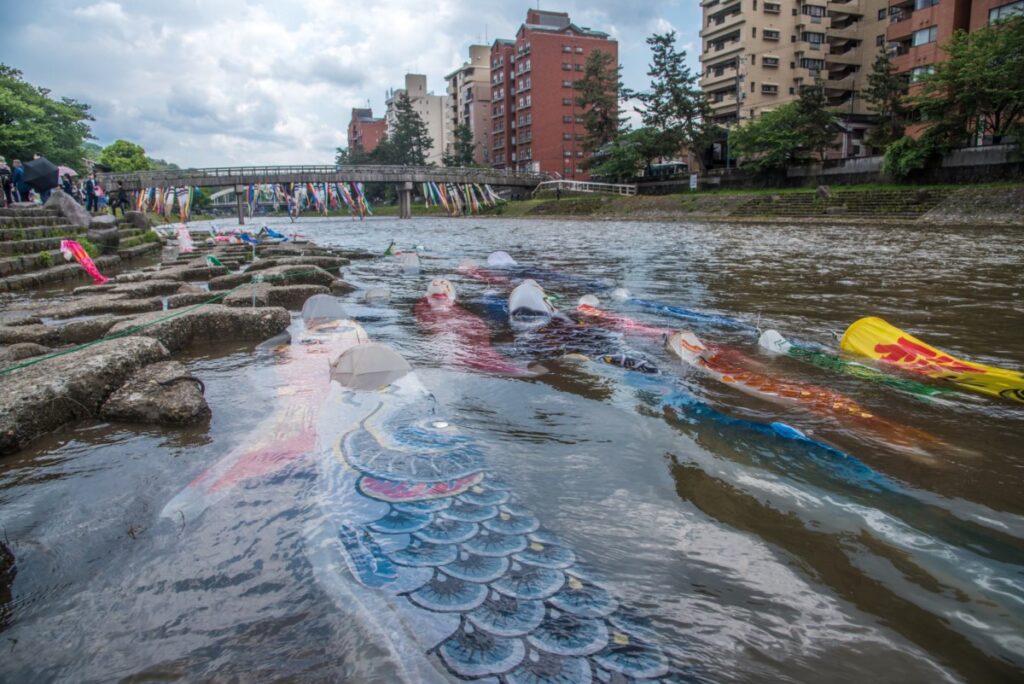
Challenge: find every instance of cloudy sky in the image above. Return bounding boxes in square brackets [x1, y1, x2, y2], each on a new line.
[0, 1, 701, 167]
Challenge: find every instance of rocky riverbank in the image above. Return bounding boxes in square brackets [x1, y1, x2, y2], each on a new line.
[0, 203, 370, 458]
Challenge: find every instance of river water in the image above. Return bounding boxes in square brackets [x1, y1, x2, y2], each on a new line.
[1, 216, 1022, 682]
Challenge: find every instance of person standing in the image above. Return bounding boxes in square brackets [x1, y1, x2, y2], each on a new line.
[61, 173, 73, 196]
[0, 157, 11, 206]
[12, 160, 28, 202]
[84, 172, 98, 212]
[112, 181, 128, 216]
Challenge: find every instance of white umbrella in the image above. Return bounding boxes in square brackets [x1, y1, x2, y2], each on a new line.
[57, 165, 78, 178]
[331, 343, 411, 390]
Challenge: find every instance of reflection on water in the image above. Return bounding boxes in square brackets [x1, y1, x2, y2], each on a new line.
[0, 216, 1021, 682]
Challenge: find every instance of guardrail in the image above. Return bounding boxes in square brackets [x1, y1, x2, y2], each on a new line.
[532, 179, 637, 197]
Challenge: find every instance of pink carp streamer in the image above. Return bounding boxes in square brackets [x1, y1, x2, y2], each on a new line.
[60, 239, 108, 285]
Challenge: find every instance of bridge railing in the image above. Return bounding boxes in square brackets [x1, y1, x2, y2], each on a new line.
[97, 164, 548, 188]
[533, 179, 637, 197]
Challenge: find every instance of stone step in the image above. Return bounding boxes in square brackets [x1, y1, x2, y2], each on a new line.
[0, 207, 60, 218]
[0, 215, 69, 228]
[0, 224, 85, 241]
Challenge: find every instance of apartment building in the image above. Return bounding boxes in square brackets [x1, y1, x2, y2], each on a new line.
[490, 9, 618, 178]
[444, 45, 492, 165]
[384, 74, 448, 166]
[346, 108, 387, 155]
[700, 0, 888, 157]
[887, 0, 1019, 83]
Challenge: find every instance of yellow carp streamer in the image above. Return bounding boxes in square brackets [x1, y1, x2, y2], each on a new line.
[841, 316, 1024, 403]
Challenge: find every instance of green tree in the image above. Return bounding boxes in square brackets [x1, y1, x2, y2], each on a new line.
[795, 81, 843, 161]
[389, 94, 433, 165]
[626, 32, 712, 168]
[574, 50, 624, 161]
[589, 127, 664, 182]
[335, 142, 371, 166]
[99, 139, 152, 172]
[911, 15, 1024, 144]
[0, 64, 93, 168]
[443, 123, 476, 167]
[864, 48, 906, 149]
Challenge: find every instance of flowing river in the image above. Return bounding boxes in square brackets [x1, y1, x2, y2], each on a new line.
[1, 216, 1022, 682]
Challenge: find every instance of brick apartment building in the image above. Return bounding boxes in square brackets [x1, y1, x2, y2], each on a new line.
[699, 0, 889, 159]
[444, 45, 492, 165]
[347, 108, 387, 155]
[490, 10, 619, 179]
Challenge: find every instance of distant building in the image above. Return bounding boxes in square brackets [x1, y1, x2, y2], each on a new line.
[699, 0, 889, 158]
[490, 9, 619, 179]
[445, 45, 493, 166]
[385, 74, 448, 166]
[347, 108, 387, 155]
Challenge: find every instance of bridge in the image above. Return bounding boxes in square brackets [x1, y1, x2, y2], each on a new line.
[96, 165, 547, 221]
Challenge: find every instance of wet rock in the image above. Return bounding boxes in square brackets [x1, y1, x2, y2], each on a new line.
[177, 283, 205, 294]
[245, 255, 349, 273]
[252, 265, 336, 287]
[0, 343, 53, 363]
[72, 283, 118, 296]
[124, 211, 150, 230]
[113, 271, 147, 283]
[816, 185, 832, 200]
[108, 280, 182, 298]
[330, 280, 356, 296]
[108, 305, 290, 353]
[207, 271, 255, 290]
[38, 295, 161, 319]
[101, 360, 210, 424]
[148, 264, 228, 282]
[0, 313, 42, 327]
[224, 283, 329, 309]
[0, 336, 170, 455]
[43, 188, 90, 227]
[0, 315, 124, 346]
[165, 292, 215, 309]
[86, 222, 120, 256]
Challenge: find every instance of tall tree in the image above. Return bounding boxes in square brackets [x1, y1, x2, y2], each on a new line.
[795, 81, 843, 161]
[911, 15, 1024, 144]
[589, 127, 664, 182]
[99, 139, 152, 172]
[574, 50, 624, 161]
[626, 32, 712, 168]
[0, 64, 93, 169]
[443, 123, 476, 167]
[863, 48, 906, 149]
[389, 94, 433, 165]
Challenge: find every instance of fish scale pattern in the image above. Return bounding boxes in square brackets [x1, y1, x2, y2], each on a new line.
[324, 381, 673, 683]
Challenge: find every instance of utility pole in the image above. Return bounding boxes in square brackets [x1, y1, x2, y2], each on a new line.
[726, 58, 744, 170]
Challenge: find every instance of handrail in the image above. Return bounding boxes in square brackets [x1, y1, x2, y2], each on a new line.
[532, 179, 637, 197]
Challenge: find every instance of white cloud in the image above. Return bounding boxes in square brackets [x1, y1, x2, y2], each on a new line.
[0, 0, 702, 166]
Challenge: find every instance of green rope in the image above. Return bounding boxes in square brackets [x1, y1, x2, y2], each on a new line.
[0, 266, 329, 376]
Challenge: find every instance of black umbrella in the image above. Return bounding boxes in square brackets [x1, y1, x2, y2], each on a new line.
[22, 157, 59, 192]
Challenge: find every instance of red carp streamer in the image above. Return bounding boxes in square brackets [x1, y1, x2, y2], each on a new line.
[60, 239, 108, 285]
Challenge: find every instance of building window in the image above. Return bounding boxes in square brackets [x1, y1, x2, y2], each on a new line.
[564, 150, 572, 157]
[800, 58, 825, 70]
[878, 8, 887, 19]
[562, 63, 572, 70]
[802, 4, 825, 18]
[574, 64, 583, 71]
[575, 47, 584, 53]
[990, 1, 1024, 23]
[562, 97, 573, 105]
[562, 80, 573, 87]
[912, 25, 938, 46]
[562, 45, 572, 52]
[761, 84, 779, 94]
[563, 132, 572, 140]
[764, 29, 780, 40]
[910, 65, 935, 82]
[802, 31, 825, 44]
[763, 56, 779, 67]
[764, 2, 780, 12]
[752, 27, 757, 37]
[914, 0, 939, 9]
[563, 115, 573, 123]
[876, 34, 885, 46]
[751, 55, 757, 65]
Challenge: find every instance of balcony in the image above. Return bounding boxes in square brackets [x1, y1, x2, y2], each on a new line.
[700, 11, 744, 39]
[826, 48, 860, 65]
[794, 39, 826, 54]
[700, 65, 739, 88]
[705, 35, 743, 58]
[828, 23, 861, 41]
[709, 92, 739, 112]
[825, 74, 856, 91]
[796, 15, 831, 31]
[887, 15, 915, 41]
[826, 0, 862, 17]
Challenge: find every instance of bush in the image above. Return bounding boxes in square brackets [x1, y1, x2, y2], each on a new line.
[77, 238, 99, 258]
[882, 135, 938, 178]
[36, 250, 53, 267]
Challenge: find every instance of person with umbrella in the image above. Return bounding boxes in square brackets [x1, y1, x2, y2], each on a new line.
[61, 173, 73, 196]
[23, 155, 59, 204]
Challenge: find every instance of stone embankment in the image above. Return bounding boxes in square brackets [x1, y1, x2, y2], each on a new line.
[0, 202, 369, 457]
[517, 184, 1024, 225]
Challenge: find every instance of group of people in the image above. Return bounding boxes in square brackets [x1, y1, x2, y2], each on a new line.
[0, 156, 130, 215]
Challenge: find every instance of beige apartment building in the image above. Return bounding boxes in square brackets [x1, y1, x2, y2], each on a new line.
[444, 45, 492, 165]
[699, 0, 890, 157]
[385, 74, 448, 166]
